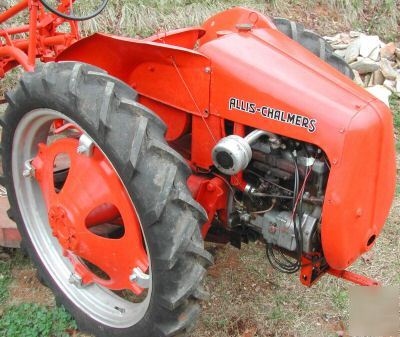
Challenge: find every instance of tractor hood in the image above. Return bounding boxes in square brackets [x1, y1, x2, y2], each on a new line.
[199, 28, 396, 270]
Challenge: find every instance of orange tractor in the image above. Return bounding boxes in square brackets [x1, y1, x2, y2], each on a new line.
[0, 1, 396, 336]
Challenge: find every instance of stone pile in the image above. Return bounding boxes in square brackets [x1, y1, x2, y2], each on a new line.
[325, 32, 400, 106]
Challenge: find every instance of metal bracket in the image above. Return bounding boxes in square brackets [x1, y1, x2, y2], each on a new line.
[77, 134, 94, 157]
[328, 269, 380, 287]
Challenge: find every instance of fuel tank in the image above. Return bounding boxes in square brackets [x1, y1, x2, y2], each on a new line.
[199, 24, 396, 270]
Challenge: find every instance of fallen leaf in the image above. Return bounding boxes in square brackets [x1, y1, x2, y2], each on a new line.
[241, 327, 257, 337]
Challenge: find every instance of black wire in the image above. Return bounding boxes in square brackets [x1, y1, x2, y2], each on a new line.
[39, 0, 108, 21]
[247, 169, 294, 194]
[265, 151, 303, 274]
[266, 245, 300, 274]
[291, 153, 303, 263]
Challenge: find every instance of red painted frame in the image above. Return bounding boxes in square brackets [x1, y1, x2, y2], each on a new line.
[0, 0, 79, 77]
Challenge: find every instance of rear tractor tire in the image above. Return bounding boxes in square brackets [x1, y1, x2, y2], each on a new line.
[273, 18, 354, 79]
[1, 61, 212, 337]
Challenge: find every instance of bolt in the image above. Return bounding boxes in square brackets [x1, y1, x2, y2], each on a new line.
[129, 267, 151, 289]
[207, 183, 215, 192]
[22, 160, 35, 178]
[77, 145, 85, 154]
[204, 67, 212, 74]
[69, 273, 83, 288]
[22, 169, 31, 178]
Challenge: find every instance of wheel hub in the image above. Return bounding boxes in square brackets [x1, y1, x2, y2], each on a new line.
[29, 132, 150, 294]
[48, 205, 78, 251]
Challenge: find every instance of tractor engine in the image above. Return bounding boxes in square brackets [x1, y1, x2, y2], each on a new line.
[213, 130, 329, 272]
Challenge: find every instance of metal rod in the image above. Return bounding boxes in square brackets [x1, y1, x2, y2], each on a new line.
[0, 0, 28, 24]
[245, 129, 277, 144]
[0, 46, 33, 71]
[27, 0, 39, 66]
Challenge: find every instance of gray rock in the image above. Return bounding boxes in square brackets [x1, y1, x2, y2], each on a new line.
[340, 33, 352, 45]
[383, 79, 396, 92]
[368, 46, 381, 62]
[334, 49, 346, 58]
[372, 70, 385, 85]
[380, 59, 398, 80]
[324, 33, 342, 43]
[353, 70, 364, 87]
[366, 85, 392, 107]
[396, 80, 400, 94]
[332, 43, 349, 50]
[345, 38, 361, 63]
[351, 57, 380, 74]
[350, 31, 362, 38]
[364, 74, 372, 86]
[360, 35, 381, 58]
[367, 73, 375, 87]
[380, 42, 397, 60]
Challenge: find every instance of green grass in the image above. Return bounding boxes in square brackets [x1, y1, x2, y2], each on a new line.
[0, 257, 12, 304]
[389, 94, 400, 152]
[0, 248, 31, 304]
[390, 94, 400, 131]
[2, 0, 399, 40]
[331, 289, 349, 311]
[0, 251, 77, 337]
[0, 304, 77, 337]
[0, 249, 27, 304]
[325, 0, 399, 40]
[74, 0, 399, 40]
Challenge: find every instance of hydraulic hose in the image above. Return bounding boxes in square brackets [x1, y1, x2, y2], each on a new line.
[39, 0, 108, 21]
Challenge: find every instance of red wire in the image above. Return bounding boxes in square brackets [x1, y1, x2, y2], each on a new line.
[291, 157, 316, 222]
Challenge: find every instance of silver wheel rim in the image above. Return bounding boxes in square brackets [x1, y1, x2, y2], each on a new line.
[12, 108, 152, 328]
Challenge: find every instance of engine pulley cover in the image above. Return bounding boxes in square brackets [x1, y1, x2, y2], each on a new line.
[212, 135, 252, 175]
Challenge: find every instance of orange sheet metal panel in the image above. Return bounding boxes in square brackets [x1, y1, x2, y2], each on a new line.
[199, 23, 396, 269]
[57, 33, 211, 118]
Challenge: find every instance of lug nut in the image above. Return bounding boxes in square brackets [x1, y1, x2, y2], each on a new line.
[22, 160, 35, 178]
[69, 273, 84, 288]
[22, 169, 31, 177]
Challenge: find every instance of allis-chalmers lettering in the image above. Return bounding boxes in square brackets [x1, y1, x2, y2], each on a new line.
[229, 97, 317, 133]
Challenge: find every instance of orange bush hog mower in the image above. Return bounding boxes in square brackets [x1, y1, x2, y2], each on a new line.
[0, 1, 396, 336]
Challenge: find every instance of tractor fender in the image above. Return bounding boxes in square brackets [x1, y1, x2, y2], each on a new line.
[57, 33, 211, 141]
